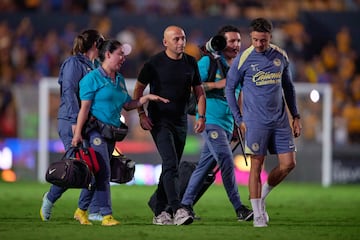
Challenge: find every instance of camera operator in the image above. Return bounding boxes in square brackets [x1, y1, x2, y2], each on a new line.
[181, 25, 253, 223]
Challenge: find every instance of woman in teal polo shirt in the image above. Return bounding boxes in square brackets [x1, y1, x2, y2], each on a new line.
[72, 39, 169, 226]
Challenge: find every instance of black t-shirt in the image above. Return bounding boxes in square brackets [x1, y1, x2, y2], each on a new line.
[138, 51, 201, 122]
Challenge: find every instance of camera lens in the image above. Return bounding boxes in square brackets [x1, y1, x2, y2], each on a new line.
[206, 35, 226, 52]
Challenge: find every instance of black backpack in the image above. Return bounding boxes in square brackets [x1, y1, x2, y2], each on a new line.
[186, 52, 228, 116]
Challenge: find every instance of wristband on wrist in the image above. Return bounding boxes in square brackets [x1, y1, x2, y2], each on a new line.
[293, 114, 300, 120]
[203, 83, 209, 91]
[198, 115, 206, 121]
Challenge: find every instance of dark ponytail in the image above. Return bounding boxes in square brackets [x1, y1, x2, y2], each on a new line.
[71, 29, 103, 55]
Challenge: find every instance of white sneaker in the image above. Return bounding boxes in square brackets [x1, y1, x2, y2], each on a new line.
[88, 213, 103, 221]
[253, 216, 268, 227]
[263, 211, 269, 224]
[261, 200, 269, 223]
[174, 208, 193, 226]
[153, 211, 174, 225]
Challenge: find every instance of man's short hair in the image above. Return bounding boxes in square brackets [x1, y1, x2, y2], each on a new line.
[217, 25, 241, 37]
[249, 18, 273, 33]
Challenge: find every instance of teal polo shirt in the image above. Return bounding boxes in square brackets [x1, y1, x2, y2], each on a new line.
[79, 67, 132, 127]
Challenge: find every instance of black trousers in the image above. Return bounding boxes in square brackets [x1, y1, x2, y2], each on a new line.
[150, 120, 187, 216]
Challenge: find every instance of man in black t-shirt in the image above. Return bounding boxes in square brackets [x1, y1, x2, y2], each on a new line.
[133, 25, 206, 226]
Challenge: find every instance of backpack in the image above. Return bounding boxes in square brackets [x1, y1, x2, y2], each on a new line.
[186, 50, 228, 116]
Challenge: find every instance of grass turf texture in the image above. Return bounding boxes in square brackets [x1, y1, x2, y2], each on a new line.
[0, 182, 359, 240]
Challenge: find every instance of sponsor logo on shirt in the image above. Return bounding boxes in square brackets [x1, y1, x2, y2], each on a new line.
[250, 64, 259, 71]
[252, 71, 282, 86]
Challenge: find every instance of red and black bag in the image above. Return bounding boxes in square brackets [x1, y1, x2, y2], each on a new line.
[45, 148, 93, 189]
[74, 142, 100, 174]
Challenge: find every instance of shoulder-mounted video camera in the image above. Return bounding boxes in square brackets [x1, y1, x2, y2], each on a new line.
[206, 35, 226, 52]
[200, 35, 226, 59]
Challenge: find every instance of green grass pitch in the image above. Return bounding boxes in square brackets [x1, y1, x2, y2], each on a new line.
[0, 182, 359, 240]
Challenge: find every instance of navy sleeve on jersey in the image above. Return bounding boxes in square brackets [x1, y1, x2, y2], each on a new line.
[225, 53, 243, 126]
[282, 62, 299, 118]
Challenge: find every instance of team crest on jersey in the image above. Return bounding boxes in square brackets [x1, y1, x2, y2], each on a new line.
[251, 142, 259, 152]
[210, 131, 218, 139]
[273, 58, 281, 67]
[93, 137, 102, 146]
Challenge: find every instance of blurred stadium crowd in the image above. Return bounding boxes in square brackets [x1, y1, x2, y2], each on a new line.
[1, 0, 360, 17]
[0, 0, 359, 144]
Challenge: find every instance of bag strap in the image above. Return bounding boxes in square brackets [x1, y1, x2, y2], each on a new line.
[78, 140, 97, 171]
[80, 140, 90, 154]
[206, 56, 218, 83]
[61, 147, 77, 161]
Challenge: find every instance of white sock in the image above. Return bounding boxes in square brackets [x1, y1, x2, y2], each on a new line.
[261, 182, 273, 200]
[261, 182, 273, 213]
[250, 198, 262, 218]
